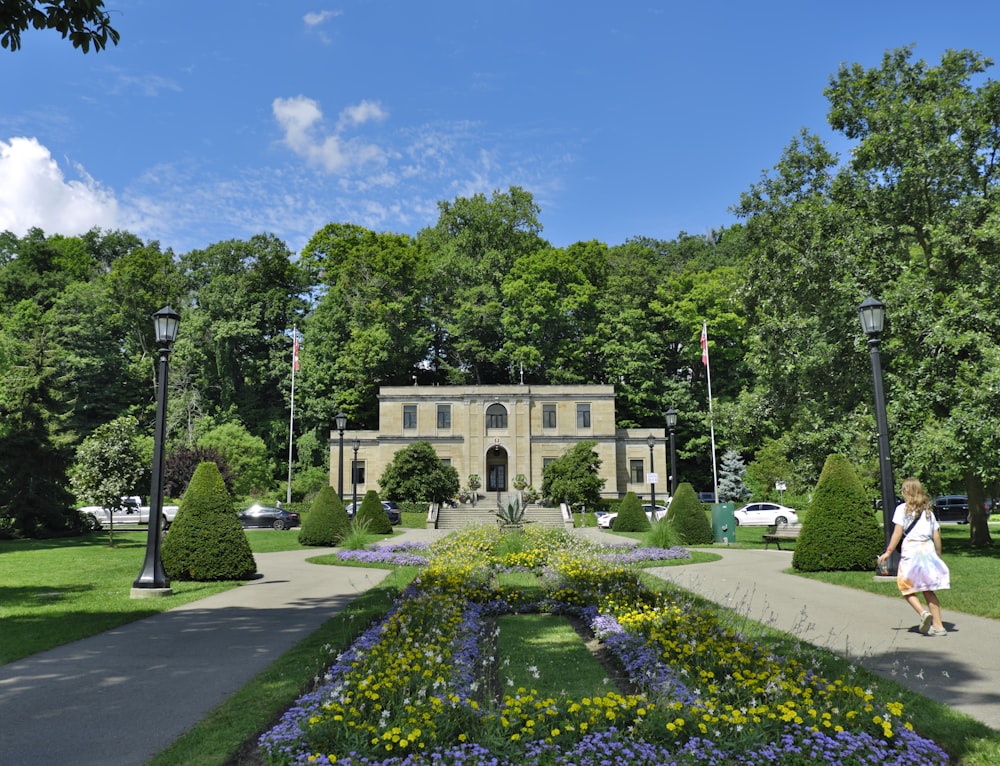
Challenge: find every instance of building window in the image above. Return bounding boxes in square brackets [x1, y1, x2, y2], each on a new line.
[440, 458, 452, 467]
[352, 460, 366, 485]
[576, 403, 591, 429]
[630, 459, 644, 484]
[486, 403, 508, 429]
[543, 457, 557, 471]
[437, 404, 451, 429]
[403, 404, 417, 429]
[542, 403, 557, 429]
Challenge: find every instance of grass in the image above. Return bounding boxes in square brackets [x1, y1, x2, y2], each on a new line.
[496, 614, 614, 698]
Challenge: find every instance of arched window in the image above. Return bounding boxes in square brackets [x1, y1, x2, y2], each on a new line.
[486, 403, 508, 429]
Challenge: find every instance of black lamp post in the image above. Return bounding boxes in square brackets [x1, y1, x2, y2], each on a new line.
[647, 434, 657, 510]
[335, 412, 347, 499]
[665, 407, 678, 496]
[132, 306, 180, 598]
[351, 437, 360, 513]
[859, 297, 898, 576]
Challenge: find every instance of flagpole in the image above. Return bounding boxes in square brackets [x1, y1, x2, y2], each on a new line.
[286, 327, 297, 505]
[702, 322, 719, 502]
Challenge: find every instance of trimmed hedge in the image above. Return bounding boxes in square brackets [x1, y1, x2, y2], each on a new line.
[357, 489, 393, 535]
[162, 461, 256, 581]
[614, 491, 651, 532]
[665, 482, 714, 545]
[298, 485, 350, 546]
[792, 454, 883, 572]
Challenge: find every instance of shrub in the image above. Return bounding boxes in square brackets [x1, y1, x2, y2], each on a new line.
[356, 489, 392, 535]
[298, 485, 350, 546]
[792, 454, 884, 572]
[643, 517, 683, 548]
[162, 461, 256, 581]
[665, 482, 713, 544]
[379, 441, 460, 503]
[614, 491, 651, 532]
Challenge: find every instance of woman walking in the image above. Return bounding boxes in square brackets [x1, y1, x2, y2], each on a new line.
[876, 477, 950, 635]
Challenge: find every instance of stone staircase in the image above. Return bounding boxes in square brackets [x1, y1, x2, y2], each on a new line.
[433, 494, 567, 530]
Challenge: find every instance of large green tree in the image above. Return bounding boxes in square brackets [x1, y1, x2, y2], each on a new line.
[541, 440, 605, 511]
[378, 441, 460, 504]
[1, 0, 120, 52]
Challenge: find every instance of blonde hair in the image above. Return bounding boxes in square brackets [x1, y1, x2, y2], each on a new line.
[900, 477, 932, 519]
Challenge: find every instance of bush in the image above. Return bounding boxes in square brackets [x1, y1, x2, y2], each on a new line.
[792, 454, 884, 572]
[162, 462, 256, 581]
[298, 485, 350, 546]
[614, 491, 651, 532]
[356, 489, 392, 535]
[665, 482, 713, 544]
[643, 517, 683, 548]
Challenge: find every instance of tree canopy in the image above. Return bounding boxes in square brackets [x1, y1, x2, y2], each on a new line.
[1, 0, 120, 52]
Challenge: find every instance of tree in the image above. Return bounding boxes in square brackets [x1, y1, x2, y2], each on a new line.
[70, 415, 146, 544]
[163, 444, 234, 498]
[378, 441, 460, 504]
[717, 450, 751, 503]
[541, 440, 605, 511]
[161, 462, 256, 581]
[197, 420, 273, 497]
[1, 0, 120, 52]
[793, 454, 883, 572]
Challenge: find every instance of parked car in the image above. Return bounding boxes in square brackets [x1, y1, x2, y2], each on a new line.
[932, 495, 971, 524]
[345, 500, 401, 525]
[697, 492, 717, 504]
[597, 504, 669, 529]
[238, 504, 300, 530]
[732, 502, 799, 527]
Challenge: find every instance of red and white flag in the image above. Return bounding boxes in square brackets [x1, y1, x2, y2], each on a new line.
[292, 332, 300, 372]
[700, 321, 709, 367]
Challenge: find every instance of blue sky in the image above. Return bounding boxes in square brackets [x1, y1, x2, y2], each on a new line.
[2, 1, 999, 255]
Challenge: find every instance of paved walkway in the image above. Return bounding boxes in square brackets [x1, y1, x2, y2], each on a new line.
[2, 527, 998, 766]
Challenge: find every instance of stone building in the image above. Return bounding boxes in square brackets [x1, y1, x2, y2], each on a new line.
[330, 384, 668, 505]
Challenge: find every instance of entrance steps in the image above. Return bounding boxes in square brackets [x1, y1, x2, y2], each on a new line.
[433, 496, 566, 530]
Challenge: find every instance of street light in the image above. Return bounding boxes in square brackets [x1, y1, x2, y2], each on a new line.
[132, 306, 180, 598]
[335, 412, 347, 499]
[351, 437, 361, 513]
[647, 434, 657, 510]
[665, 408, 678, 496]
[859, 297, 898, 576]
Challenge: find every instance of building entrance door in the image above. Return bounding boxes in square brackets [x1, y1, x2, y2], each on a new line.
[486, 446, 508, 492]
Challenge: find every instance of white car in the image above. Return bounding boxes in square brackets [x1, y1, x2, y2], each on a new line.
[597, 504, 669, 529]
[732, 502, 799, 527]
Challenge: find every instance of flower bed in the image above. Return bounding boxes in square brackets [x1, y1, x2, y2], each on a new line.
[260, 526, 947, 765]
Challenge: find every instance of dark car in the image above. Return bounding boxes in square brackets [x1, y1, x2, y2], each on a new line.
[696, 492, 716, 504]
[932, 495, 970, 524]
[238, 504, 301, 530]
[345, 500, 401, 525]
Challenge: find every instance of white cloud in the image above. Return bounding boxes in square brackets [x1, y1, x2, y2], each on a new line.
[304, 10, 340, 27]
[0, 137, 122, 237]
[272, 96, 388, 174]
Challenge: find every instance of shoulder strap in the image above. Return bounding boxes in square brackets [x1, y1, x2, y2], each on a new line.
[903, 513, 922, 539]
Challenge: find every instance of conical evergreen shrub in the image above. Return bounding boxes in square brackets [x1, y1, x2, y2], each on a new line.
[614, 491, 651, 532]
[792, 454, 883, 571]
[357, 489, 392, 534]
[665, 482, 713, 544]
[162, 461, 256, 581]
[299, 485, 350, 546]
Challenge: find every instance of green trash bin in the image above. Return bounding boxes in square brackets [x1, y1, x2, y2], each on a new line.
[711, 502, 735, 543]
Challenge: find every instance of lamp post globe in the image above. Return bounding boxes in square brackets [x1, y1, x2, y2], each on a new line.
[132, 306, 180, 597]
[859, 297, 897, 576]
[335, 412, 347, 499]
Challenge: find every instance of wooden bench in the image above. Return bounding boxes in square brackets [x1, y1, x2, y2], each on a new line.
[762, 523, 803, 550]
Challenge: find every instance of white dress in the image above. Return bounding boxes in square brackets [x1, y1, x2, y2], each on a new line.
[892, 503, 950, 595]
